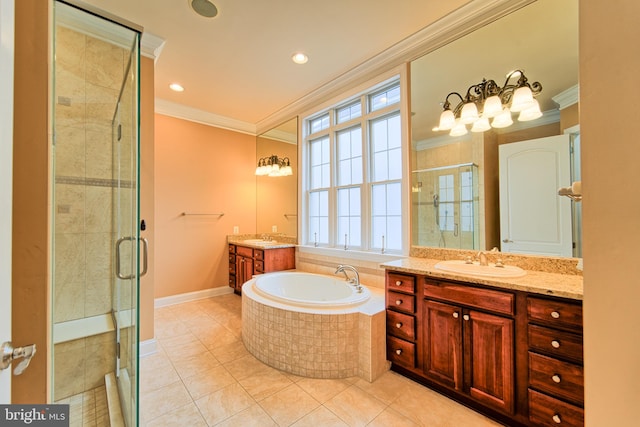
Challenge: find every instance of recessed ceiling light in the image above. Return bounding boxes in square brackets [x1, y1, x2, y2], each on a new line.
[169, 83, 184, 92]
[190, 0, 218, 18]
[292, 52, 308, 64]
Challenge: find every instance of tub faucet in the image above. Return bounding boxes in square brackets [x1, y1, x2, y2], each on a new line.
[335, 265, 362, 293]
[477, 251, 488, 266]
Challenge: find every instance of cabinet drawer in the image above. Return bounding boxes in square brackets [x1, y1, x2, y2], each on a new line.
[229, 254, 236, 263]
[254, 249, 264, 261]
[387, 273, 416, 294]
[529, 352, 584, 405]
[236, 245, 253, 257]
[228, 276, 235, 287]
[387, 291, 415, 313]
[228, 264, 236, 275]
[529, 324, 583, 363]
[424, 280, 514, 315]
[386, 310, 415, 341]
[229, 244, 236, 254]
[528, 389, 584, 427]
[528, 297, 582, 331]
[254, 260, 264, 273]
[387, 336, 415, 369]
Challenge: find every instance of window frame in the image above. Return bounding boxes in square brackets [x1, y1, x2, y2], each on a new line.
[300, 70, 409, 256]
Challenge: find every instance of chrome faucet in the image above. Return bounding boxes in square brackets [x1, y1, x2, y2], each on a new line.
[335, 264, 362, 293]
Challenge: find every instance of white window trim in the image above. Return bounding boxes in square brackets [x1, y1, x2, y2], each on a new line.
[299, 65, 411, 259]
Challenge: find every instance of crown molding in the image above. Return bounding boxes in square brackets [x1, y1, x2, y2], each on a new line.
[552, 84, 580, 110]
[141, 32, 165, 62]
[256, 0, 535, 132]
[155, 99, 257, 135]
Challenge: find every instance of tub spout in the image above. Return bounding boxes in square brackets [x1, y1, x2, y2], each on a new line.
[335, 265, 362, 292]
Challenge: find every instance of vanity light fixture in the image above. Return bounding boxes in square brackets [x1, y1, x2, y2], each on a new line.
[292, 52, 308, 64]
[434, 69, 542, 136]
[255, 155, 293, 177]
[169, 83, 185, 92]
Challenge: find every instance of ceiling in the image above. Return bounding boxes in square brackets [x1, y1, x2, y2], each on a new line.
[80, 0, 471, 128]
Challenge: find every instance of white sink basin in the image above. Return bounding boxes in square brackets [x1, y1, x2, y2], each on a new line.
[242, 239, 278, 246]
[434, 260, 526, 278]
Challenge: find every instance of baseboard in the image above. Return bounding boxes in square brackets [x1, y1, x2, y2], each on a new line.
[154, 286, 234, 308]
[139, 338, 158, 358]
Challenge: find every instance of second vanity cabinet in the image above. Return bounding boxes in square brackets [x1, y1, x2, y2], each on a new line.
[385, 269, 584, 427]
[228, 243, 295, 294]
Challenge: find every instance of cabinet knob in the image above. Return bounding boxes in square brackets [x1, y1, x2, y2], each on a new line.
[463, 314, 470, 321]
[551, 340, 561, 349]
[395, 323, 402, 329]
[452, 312, 459, 318]
[552, 414, 562, 424]
[395, 349, 402, 355]
[395, 300, 403, 306]
[551, 311, 561, 319]
[395, 280, 402, 286]
[552, 374, 562, 383]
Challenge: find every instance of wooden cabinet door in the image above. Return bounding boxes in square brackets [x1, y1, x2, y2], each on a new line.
[235, 255, 254, 292]
[423, 300, 463, 390]
[467, 309, 515, 414]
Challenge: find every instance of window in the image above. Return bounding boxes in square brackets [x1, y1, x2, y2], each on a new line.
[302, 79, 405, 254]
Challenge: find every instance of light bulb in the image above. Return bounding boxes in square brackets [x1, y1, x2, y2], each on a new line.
[491, 108, 513, 128]
[482, 95, 503, 118]
[510, 86, 534, 112]
[460, 102, 479, 124]
[518, 99, 542, 121]
[438, 109, 455, 131]
[449, 120, 468, 137]
[471, 117, 491, 132]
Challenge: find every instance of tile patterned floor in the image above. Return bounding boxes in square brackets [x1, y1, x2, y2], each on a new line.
[56, 385, 110, 427]
[141, 293, 503, 426]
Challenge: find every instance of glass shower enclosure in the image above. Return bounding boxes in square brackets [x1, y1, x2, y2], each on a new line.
[412, 163, 479, 250]
[52, 1, 142, 425]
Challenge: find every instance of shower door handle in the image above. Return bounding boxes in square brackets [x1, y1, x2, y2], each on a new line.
[116, 236, 148, 279]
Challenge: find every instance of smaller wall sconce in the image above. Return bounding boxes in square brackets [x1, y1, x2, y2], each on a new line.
[255, 155, 293, 177]
[435, 69, 543, 136]
[558, 180, 582, 202]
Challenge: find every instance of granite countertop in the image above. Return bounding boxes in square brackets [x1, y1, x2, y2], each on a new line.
[381, 257, 583, 300]
[228, 239, 296, 250]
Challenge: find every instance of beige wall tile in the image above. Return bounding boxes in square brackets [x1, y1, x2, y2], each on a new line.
[54, 339, 86, 400]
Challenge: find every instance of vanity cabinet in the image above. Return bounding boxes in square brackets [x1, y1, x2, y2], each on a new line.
[384, 269, 584, 427]
[228, 243, 295, 294]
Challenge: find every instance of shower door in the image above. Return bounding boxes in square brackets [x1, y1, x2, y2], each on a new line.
[112, 36, 142, 427]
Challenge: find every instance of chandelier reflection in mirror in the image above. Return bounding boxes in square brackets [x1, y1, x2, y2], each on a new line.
[434, 70, 542, 136]
[255, 154, 293, 177]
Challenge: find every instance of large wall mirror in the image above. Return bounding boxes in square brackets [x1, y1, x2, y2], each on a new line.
[256, 117, 298, 240]
[410, 0, 580, 258]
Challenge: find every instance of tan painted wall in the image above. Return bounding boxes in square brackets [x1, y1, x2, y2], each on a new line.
[581, 1, 640, 425]
[139, 56, 155, 341]
[12, 0, 49, 404]
[154, 115, 256, 298]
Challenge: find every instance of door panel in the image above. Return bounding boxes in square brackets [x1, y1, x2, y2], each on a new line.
[467, 310, 515, 414]
[423, 300, 463, 390]
[499, 135, 572, 256]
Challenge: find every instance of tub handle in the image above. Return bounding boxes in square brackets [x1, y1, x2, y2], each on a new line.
[395, 300, 402, 306]
[395, 323, 402, 329]
[395, 349, 402, 355]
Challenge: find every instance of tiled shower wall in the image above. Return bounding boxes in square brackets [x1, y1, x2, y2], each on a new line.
[53, 25, 127, 399]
